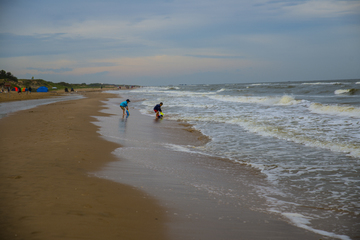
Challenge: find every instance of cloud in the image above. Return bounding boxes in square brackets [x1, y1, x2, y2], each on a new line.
[0, 0, 359, 85]
[184, 54, 246, 59]
[0, 32, 147, 59]
[111, 55, 255, 78]
[35, 54, 254, 83]
[26, 67, 73, 73]
[255, 0, 360, 20]
[281, 0, 360, 18]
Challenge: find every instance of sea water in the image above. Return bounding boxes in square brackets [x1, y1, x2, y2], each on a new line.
[107, 79, 360, 239]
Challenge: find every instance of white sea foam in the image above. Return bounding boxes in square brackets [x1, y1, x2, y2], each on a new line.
[132, 87, 218, 97]
[276, 95, 300, 105]
[166, 103, 215, 108]
[334, 89, 357, 95]
[250, 83, 269, 86]
[128, 86, 182, 94]
[139, 108, 153, 116]
[164, 143, 215, 157]
[281, 212, 351, 240]
[309, 103, 360, 118]
[166, 86, 180, 90]
[208, 94, 300, 106]
[302, 82, 343, 85]
[229, 118, 360, 158]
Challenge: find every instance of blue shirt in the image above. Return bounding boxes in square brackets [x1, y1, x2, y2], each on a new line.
[120, 101, 128, 107]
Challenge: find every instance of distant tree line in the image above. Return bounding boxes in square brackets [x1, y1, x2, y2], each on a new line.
[0, 70, 135, 89]
[0, 70, 18, 82]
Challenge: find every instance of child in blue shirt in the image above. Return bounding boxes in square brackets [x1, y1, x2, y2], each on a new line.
[120, 99, 130, 116]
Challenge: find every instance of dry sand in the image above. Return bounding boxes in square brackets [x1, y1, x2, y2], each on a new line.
[0, 92, 167, 240]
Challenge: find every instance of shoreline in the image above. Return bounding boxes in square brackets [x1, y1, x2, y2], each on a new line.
[0, 92, 167, 239]
[0, 87, 123, 103]
[0, 92, 333, 240]
[91, 96, 327, 240]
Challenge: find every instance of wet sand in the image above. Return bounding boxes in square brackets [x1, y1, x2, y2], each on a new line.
[0, 88, 119, 103]
[0, 92, 326, 240]
[0, 92, 167, 240]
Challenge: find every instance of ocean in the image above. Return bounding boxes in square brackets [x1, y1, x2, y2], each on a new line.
[104, 79, 360, 239]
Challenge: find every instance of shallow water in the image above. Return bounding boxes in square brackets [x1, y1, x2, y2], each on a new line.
[92, 104, 325, 239]
[104, 80, 359, 239]
[95, 83, 360, 239]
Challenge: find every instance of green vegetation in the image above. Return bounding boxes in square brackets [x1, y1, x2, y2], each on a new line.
[0, 70, 18, 82]
[0, 69, 139, 90]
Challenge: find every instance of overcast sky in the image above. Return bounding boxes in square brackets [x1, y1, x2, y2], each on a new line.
[0, 0, 359, 86]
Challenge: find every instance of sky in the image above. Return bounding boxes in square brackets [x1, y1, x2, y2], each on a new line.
[0, 0, 359, 86]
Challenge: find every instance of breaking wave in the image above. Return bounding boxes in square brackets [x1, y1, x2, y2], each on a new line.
[334, 89, 358, 95]
[309, 103, 360, 118]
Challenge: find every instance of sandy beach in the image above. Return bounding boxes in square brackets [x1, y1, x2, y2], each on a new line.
[0, 87, 119, 103]
[0, 92, 327, 240]
[0, 92, 167, 240]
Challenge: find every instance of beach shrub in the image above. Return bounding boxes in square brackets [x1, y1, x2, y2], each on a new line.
[0, 70, 18, 82]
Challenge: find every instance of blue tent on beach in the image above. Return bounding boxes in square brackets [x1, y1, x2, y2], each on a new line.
[37, 86, 48, 92]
